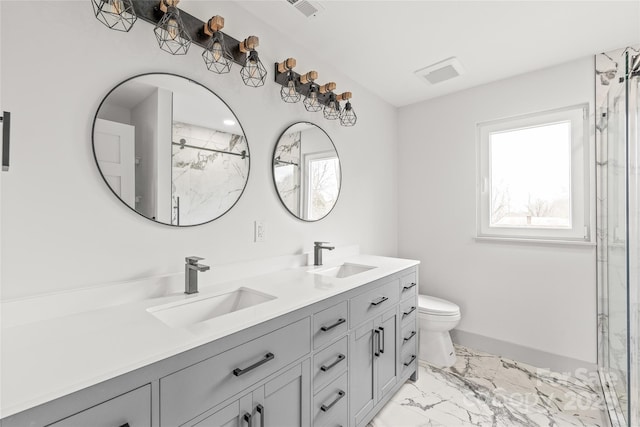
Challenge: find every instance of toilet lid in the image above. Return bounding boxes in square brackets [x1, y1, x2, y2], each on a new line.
[418, 295, 460, 316]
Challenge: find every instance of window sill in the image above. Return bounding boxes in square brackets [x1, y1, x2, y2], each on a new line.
[474, 236, 596, 247]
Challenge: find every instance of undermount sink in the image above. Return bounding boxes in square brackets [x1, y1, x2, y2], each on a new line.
[312, 263, 376, 279]
[148, 287, 276, 328]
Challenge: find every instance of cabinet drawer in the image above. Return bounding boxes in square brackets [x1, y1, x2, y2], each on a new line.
[399, 297, 417, 327]
[313, 336, 348, 393]
[350, 280, 399, 327]
[399, 271, 417, 301]
[50, 385, 151, 427]
[313, 301, 348, 350]
[160, 317, 311, 427]
[313, 372, 348, 427]
[400, 321, 417, 350]
[400, 343, 417, 379]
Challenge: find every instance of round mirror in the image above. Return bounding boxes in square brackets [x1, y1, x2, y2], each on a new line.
[92, 73, 249, 226]
[273, 122, 341, 221]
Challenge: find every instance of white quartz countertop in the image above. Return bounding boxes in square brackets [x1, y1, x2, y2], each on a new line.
[0, 254, 418, 419]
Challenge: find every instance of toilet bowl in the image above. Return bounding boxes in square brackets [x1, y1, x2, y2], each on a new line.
[418, 295, 461, 368]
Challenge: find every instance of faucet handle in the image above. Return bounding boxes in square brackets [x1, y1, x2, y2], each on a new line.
[314, 241, 330, 246]
[186, 256, 204, 264]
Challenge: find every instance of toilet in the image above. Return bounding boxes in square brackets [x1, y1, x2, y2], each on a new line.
[418, 295, 461, 367]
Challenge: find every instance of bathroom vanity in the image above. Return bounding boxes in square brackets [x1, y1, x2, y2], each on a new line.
[0, 255, 419, 427]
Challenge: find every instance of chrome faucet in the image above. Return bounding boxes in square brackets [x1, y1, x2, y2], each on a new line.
[185, 256, 210, 294]
[314, 242, 335, 266]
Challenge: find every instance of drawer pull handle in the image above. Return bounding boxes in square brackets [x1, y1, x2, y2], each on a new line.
[370, 296, 388, 306]
[403, 282, 417, 291]
[119, 424, 130, 427]
[320, 317, 346, 332]
[320, 390, 345, 412]
[243, 412, 252, 427]
[378, 327, 385, 354]
[402, 306, 416, 317]
[403, 330, 416, 343]
[404, 355, 416, 366]
[256, 404, 264, 427]
[320, 353, 346, 372]
[233, 352, 274, 376]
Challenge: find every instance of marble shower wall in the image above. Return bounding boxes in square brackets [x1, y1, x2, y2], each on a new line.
[172, 122, 249, 226]
[273, 131, 301, 216]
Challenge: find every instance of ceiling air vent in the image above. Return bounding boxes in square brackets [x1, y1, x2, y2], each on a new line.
[286, 0, 325, 18]
[414, 57, 465, 85]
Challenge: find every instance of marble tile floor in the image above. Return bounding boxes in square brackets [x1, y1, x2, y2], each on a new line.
[369, 346, 608, 427]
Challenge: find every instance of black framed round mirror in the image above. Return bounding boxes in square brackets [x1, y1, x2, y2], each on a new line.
[273, 122, 341, 221]
[92, 73, 250, 226]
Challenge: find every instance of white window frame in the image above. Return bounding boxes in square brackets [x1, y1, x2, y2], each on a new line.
[476, 104, 590, 242]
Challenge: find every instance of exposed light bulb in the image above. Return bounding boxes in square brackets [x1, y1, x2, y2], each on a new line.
[287, 80, 296, 96]
[167, 18, 179, 40]
[111, 0, 124, 14]
[212, 41, 223, 61]
[309, 91, 318, 105]
[247, 59, 259, 78]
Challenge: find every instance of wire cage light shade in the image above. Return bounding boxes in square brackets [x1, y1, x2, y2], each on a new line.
[202, 32, 233, 74]
[281, 71, 302, 103]
[241, 50, 268, 88]
[303, 84, 323, 112]
[92, 0, 137, 32]
[340, 101, 357, 126]
[154, 3, 191, 55]
[323, 93, 341, 120]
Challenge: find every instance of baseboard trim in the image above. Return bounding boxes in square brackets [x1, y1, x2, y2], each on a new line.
[451, 329, 596, 374]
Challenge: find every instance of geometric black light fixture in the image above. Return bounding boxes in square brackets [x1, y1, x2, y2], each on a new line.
[154, 0, 191, 55]
[239, 36, 268, 88]
[323, 91, 341, 120]
[274, 64, 358, 125]
[202, 16, 233, 74]
[338, 92, 357, 127]
[278, 58, 301, 103]
[91, 0, 137, 32]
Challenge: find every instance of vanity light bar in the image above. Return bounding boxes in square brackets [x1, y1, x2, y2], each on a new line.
[274, 60, 358, 126]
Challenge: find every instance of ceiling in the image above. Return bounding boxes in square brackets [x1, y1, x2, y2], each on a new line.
[232, 1, 640, 107]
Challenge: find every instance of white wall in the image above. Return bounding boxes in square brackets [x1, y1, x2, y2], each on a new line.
[398, 57, 597, 365]
[0, 1, 398, 300]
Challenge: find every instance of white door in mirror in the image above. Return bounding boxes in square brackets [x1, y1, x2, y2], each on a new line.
[94, 119, 135, 205]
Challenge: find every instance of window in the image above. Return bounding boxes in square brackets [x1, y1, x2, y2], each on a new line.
[302, 151, 340, 220]
[477, 105, 590, 242]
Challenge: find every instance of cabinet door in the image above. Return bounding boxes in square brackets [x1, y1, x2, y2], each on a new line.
[192, 395, 252, 427]
[253, 360, 310, 427]
[375, 309, 397, 402]
[349, 320, 375, 427]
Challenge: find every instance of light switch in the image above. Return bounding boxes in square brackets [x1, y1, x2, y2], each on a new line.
[254, 220, 265, 242]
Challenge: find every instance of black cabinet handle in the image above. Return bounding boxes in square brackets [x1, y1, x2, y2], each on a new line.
[320, 318, 346, 332]
[379, 327, 385, 354]
[403, 282, 417, 291]
[370, 296, 388, 306]
[233, 353, 274, 376]
[119, 424, 130, 427]
[404, 355, 417, 366]
[256, 404, 264, 427]
[320, 390, 345, 412]
[1, 111, 10, 172]
[243, 412, 252, 427]
[403, 330, 416, 343]
[320, 353, 345, 372]
[373, 329, 381, 357]
[402, 306, 416, 317]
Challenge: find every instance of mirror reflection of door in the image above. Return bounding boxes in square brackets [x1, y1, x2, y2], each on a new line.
[93, 119, 136, 206]
[93, 73, 250, 226]
[303, 152, 340, 220]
